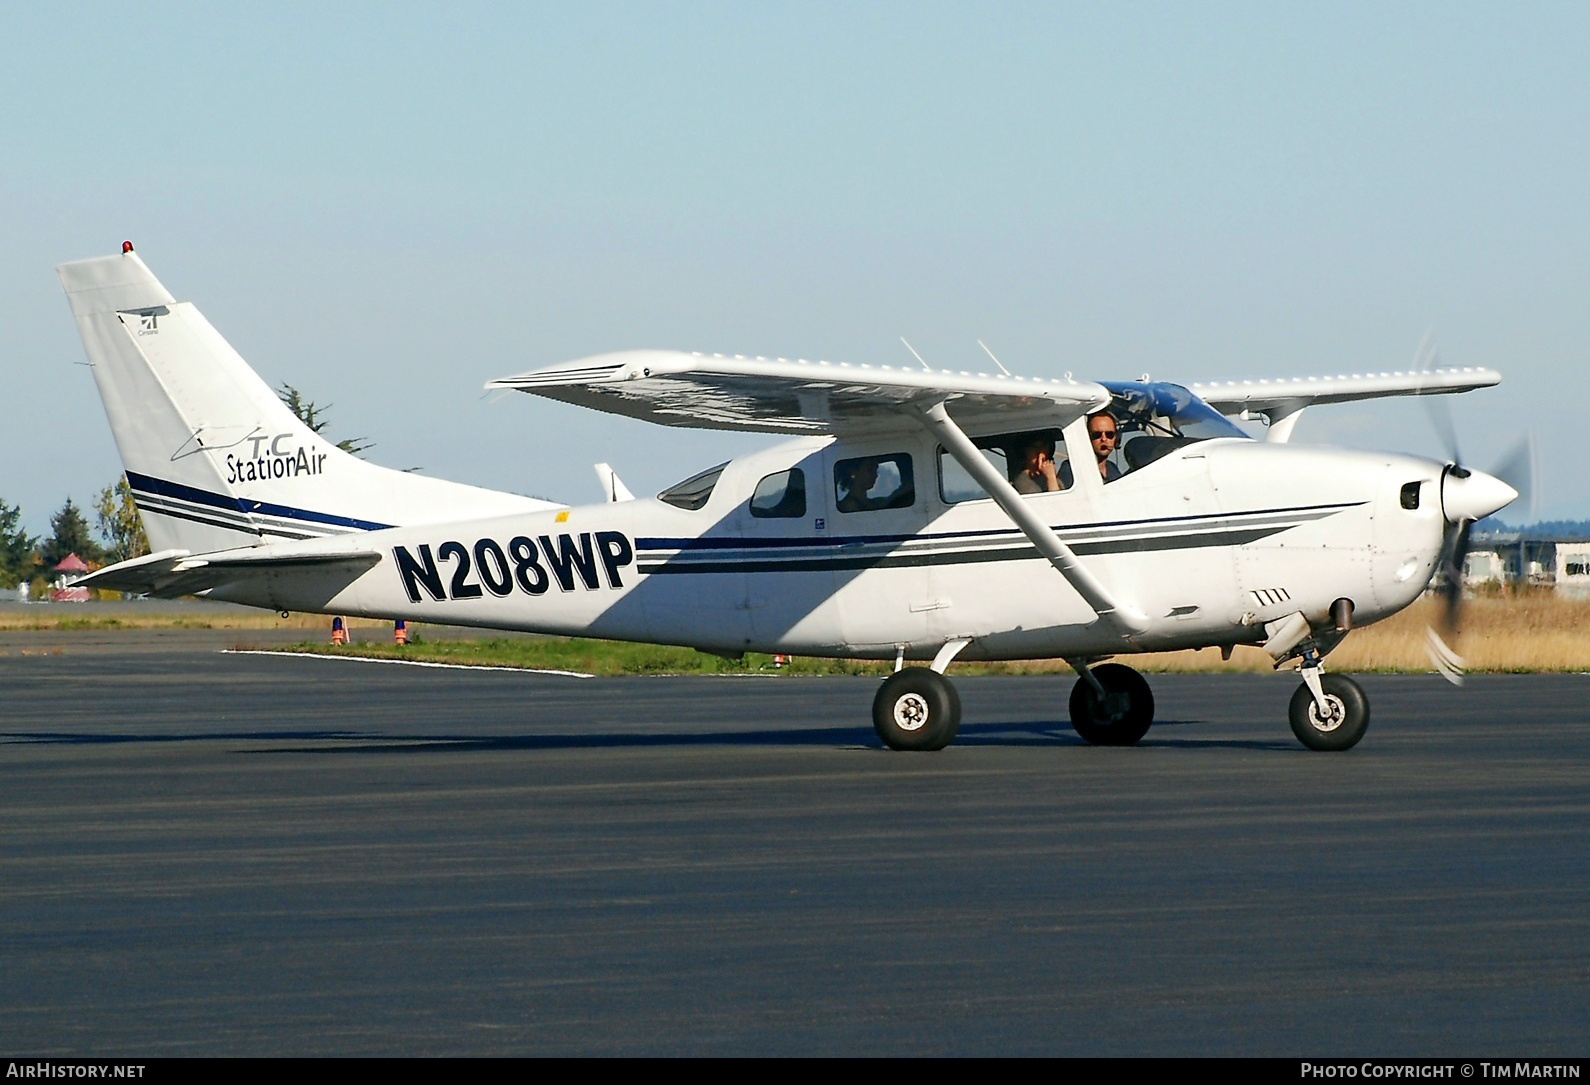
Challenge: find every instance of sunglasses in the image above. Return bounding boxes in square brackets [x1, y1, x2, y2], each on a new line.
[1090, 430, 1118, 440]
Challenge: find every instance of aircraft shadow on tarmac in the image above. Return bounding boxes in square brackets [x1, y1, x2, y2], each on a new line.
[0, 719, 1296, 753]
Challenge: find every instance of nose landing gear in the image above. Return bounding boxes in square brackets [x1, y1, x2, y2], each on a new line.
[1289, 669, 1370, 751]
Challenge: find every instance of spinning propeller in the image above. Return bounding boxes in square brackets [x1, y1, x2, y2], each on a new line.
[1414, 335, 1534, 683]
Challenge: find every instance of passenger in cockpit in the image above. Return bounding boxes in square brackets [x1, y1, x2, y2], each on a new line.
[1012, 434, 1062, 494]
[837, 458, 883, 512]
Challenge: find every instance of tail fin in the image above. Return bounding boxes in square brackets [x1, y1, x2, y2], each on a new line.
[59, 248, 555, 553]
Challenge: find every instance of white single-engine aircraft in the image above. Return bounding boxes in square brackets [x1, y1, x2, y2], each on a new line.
[60, 245, 1519, 752]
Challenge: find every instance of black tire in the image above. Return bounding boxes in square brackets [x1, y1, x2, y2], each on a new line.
[1068, 663, 1155, 746]
[873, 667, 962, 751]
[1288, 674, 1370, 751]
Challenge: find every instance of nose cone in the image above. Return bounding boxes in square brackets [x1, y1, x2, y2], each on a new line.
[1442, 468, 1518, 523]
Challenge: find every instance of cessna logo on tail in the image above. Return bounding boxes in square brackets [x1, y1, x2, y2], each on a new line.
[225, 433, 329, 484]
[394, 532, 635, 602]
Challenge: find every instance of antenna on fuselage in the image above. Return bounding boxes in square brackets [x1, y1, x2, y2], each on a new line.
[976, 339, 1013, 377]
[900, 337, 934, 372]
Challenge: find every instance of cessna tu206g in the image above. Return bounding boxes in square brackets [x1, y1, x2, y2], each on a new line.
[60, 245, 1518, 752]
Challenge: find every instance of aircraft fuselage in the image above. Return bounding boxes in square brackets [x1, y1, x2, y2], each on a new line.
[207, 430, 1448, 663]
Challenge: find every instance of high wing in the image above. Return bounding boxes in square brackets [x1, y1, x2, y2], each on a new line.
[488, 350, 1111, 434]
[1192, 366, 1500, 416]
[1191, 366, 1500, 443]
[72, 546, 382, 599]
[492, 349, 1148, 635]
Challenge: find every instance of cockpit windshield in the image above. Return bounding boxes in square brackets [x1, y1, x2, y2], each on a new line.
[1099, 381, 1250, 472]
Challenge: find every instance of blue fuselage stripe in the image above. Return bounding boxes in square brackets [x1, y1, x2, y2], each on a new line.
[634, 501, 1361, 552]
[126, 471, 394, 533]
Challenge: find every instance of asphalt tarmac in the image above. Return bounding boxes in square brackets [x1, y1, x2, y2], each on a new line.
[1, 631, 1586, 1056]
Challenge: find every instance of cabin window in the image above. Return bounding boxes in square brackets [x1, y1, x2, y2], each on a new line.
[834, 454, 914, 513]
[749, 468, 807, 518]
[939, 447, 1009, 503]
[658, 462, 727, 511]
[938, 429, 1070, 502]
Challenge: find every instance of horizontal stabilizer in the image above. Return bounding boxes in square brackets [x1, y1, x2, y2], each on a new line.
[74, 547, 381, 599]
[490, 350, 1111, 434]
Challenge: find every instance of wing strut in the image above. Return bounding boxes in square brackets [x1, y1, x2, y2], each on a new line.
[915, 402, 1149, 636]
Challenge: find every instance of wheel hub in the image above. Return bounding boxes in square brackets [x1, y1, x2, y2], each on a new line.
[893, 692, 929, 732]
[1091, 690, 1129, 724]
[1308, 694, 1347, 732]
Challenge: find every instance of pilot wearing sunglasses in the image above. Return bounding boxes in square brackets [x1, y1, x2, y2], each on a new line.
[1059, 411, 1122, 487]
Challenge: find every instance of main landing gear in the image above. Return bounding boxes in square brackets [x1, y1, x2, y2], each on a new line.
[873, 667, 962, 751]
[869, 659, 1160, 751]
[1068, 662, 1155, 746]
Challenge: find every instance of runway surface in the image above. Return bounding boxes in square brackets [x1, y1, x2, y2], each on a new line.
[2, 632, 1586, 1055]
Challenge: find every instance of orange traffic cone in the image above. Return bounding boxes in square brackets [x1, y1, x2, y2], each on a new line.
[330, 616, 348, 645]
[394, 620, 408, 645]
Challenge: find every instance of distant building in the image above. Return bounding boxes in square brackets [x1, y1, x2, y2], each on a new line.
[1466, 532, 1590, 596]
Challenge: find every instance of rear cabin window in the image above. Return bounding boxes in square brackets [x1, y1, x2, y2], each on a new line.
[938, 429, 1070, 503]
[834, 454, 914, 513]
[749, 468, 806, 519]
[658, 463, 727, 511]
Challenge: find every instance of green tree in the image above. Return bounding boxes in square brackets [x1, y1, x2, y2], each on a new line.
[40, 498, 104, 570]
[278, 383, 373, 456]
[0, 497, 37, 589]
[94, 475, 150, 564]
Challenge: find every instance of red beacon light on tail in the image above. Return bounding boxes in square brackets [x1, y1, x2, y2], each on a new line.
[122, 241, 134, 254]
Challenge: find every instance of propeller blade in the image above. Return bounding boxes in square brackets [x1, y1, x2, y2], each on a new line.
[1422, 389, 1463, 467]
[1412, 332, 1466, 465]
[1489, 432, 1539, 523]
[1440, 517, 1472, 633]
[1426, 516, 1472, 685]
[1426, 627, 1466, 686]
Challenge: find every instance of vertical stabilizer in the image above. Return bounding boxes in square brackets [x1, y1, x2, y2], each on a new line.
[59, 248, 557, 553]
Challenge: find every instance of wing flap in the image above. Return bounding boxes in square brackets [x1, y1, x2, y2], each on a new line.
[490, 350, 1111, 434]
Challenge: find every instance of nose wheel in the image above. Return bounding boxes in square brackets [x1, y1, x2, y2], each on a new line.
[1289, 672, 1369, 751]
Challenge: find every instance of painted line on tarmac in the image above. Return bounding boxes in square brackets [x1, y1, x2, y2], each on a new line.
[221, 649, 595, 678]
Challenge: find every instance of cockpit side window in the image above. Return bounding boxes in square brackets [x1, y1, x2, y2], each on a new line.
[658, 462, 727, 511]
[835, 453, 914, 513]
[749, 468, 807, 519]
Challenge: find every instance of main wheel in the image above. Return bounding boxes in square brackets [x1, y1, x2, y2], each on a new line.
[873, 667, 962, 751]
[1068, 663, 1155, 746]
[1288, 673, 1369, 751]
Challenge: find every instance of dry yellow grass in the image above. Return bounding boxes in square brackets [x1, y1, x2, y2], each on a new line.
[1119, 592, 1590, 674]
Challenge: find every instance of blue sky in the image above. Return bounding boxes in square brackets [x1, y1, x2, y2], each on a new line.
[5, 2, 1588, 532]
